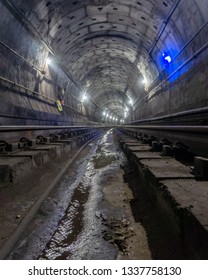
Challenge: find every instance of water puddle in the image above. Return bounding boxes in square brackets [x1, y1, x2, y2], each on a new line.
[38, 129, 147, 260]
[93, 152, 117, 169]
[39, 182, 90, 260]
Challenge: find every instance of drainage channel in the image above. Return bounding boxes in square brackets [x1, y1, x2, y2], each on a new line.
[37, 129, 151, 260]
[8, 128, 187, 260]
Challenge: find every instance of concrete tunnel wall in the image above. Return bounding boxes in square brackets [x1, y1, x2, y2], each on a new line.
[0, 0, 208, 126]
[0, 1, 98, 125]
[132, 0, 208, 122]
[133, 46, 208, 121]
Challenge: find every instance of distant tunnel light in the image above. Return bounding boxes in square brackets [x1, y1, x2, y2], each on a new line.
[82, 93, 88, 102]
[46, 57, 52, 65]
[128, 98, 133, 106]
[142, 77, 147, 85]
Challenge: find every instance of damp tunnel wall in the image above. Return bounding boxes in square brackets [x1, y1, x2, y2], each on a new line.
[132, 0, 208, 123]
[0, 1, 100, 126]
[0, 0, 208, 126]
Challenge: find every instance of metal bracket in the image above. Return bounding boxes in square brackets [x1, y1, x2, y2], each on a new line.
[0, 140, 12, 153]
[18, 137, 34, 149]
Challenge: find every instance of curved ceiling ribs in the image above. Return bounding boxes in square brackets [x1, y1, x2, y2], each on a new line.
[13, 0, 179, 120]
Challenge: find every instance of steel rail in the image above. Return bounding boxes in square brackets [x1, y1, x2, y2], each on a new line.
[0, 124, 208, 133]
[0, 125, 207, 157]
[120, 125, 208, 157]
[122, 125, 208, 133]
[0, 132, 102, 259]
[0, 125, 101, 132]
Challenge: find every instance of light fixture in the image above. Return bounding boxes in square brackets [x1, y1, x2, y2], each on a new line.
[82, 92, 88, 102]
[103, 111, 106, 116]
[142, 77, 147, 85]
[128, 99, 133, 106]
[162, 52, 172, 64]
[165, 55, 171, 63]
[46, 57, 52, 65]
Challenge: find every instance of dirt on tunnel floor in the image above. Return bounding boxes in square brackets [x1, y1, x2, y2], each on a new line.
[7, 129, 184, 260]
[37, 129, 151, 260]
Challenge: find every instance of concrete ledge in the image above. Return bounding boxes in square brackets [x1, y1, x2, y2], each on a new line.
[125, 146, 151, 159]
[0, 130, 98, 188]
[31, 145, 61, 160]
[118, 131, 208, 259]
[0, 133, 101, 259]
[124, 143, 147, 150]
[122, 140, 141, 144]
[162, 145, 174, 156]
[0, 157, 33, 187]
[1, 150, 47, 167]
[123, 142, 143, 147]
[52, 139, 77, 149]
[133, 151, 167, 161]
[140, 158, 194, 180]
[194, 156, 208, 180]
[159, 179, 208, 259]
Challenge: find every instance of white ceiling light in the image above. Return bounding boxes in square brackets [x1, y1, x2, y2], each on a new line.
[82, 92, 88, 102]
[46, 57, 52, 65]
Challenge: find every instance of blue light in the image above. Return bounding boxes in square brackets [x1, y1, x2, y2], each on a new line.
[162, 52, 172, 67]
[165, 55, 172, 63]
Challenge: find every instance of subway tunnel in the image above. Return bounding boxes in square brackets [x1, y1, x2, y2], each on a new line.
[0, 0, 208, 260]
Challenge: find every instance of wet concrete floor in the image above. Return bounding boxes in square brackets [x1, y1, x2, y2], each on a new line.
[8, 129, 151, 260]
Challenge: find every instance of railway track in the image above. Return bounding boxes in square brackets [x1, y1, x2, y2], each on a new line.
[0, 125, 102, 144]
[0, 123, 207, 260]
[0, 122, 207, 157]
[115, 129, 208, 259]
[121, 125, 208, 158]
[0, 125, 103, 188]
[0, 123, 207, 188]
[0, 127, 104, 259]
[2, 129, 152, 260]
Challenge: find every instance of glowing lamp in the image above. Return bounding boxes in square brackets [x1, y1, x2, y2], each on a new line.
[82, 94, 88, 102]
[162, 52, 172, 65]
[46, 57, 51, 65]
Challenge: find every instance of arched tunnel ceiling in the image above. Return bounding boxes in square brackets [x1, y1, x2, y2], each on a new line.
[10, 0, 201, 119]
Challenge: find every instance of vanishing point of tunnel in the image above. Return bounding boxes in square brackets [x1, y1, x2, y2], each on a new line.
[0, 0, 208, 260]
